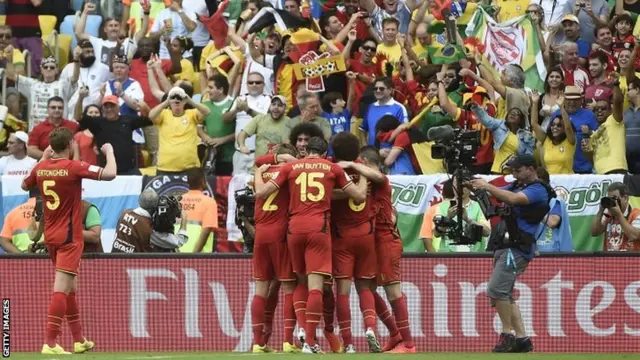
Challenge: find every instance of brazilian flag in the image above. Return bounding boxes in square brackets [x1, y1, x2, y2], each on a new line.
[427, 44, 465, 65]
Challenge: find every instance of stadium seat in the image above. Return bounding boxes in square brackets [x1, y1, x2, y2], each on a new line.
[60, 15, 78, 49]
[71, 0, 84, 12]
[85, 15, 103, 38]
[43, 33, 72, 69]
[39, 15, 57, 37]
[0, 15, 5, 26]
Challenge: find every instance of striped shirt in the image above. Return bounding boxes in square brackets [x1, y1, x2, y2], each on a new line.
[6, 0, 41, 38]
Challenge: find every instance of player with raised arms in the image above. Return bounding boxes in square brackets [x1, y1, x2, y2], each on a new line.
[22, 127, 117, 355]
[255, 136, 367, 354]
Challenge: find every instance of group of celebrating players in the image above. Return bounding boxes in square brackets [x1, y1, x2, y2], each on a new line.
[249, 123, 416, 354]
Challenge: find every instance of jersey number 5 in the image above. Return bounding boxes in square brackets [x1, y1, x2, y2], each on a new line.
[295, 172, 325, 202]
[43, 180, 60, 211]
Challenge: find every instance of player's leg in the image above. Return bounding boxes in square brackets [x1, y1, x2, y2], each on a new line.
[354, 234, 380, 353]
[302, 232, 332, 353]
[66, 276, 94, 353]
[276, 240, 300, 353]
[287, 233, 308, 345]
[322, 281, 343, 353]
[335, 278, 353, 351]
[372, 238, 401, 351]
[304, 272, 326, 349]
[251, 243, 275, 352]
[261, 280, 280, 350]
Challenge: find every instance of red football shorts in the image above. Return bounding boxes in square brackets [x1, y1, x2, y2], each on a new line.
[332, 223, 376, 280]
[253, 241, 295, 282]
[375, 232, 402, 285]
[47, 241, 83, 275]
[287, 231, 332, 277]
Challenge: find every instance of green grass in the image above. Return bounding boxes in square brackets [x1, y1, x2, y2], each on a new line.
[7, 353, 640, 360]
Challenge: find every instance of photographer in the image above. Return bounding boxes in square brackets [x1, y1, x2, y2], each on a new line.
[590, 182, 640, 251]
[467, 154, 555, 353]
[111, 189, 188, 253]
[234, 187, 256, 253]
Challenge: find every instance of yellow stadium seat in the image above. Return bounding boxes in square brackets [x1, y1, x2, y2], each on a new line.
[0, 16, 5, 26]
[42, 34, 72, 69]
[39, 15, 57, 37]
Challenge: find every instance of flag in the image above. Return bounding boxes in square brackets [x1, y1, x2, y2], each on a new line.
[427, 44, 466, 65]
[288, 28, 320, 63]
[199, 0, 230, 49]
[465, 8, 546, 91]
[245, 7, 310, 35]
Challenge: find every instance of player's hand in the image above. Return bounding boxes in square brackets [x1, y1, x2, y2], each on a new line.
[379, 148, 390, 158]
[42, 146, 54, 160]
[100, 143, 114, 155]
[257, 164, 270, 173]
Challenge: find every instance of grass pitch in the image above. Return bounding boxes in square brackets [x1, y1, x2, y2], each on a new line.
[8, 353, 640, 360]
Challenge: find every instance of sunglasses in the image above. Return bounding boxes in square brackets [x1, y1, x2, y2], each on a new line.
[525, 10, 539, 14]
[594, 105, 610, 111]
[169, 95, 184, 101]
[248, 81, 263, 85]
[374, 86, 387, 92]
[42, 66, 56, 70]
[550, 122, 563, 128]
[362, 46, 376, 52]
[0, 34, 11, 39]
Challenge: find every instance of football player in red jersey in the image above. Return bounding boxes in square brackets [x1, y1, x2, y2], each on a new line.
[344, 146, 416, 354]
[331, 133, 380, 353]
[251, 144, 300, 354]
[22, 127, 117, 355]
[256, 137, 367, 354]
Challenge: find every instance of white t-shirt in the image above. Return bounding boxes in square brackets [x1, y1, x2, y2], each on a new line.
[17, 76, 72, 131]
[104, 78, 146, 144]
[231, 93, 271, 150]
[0, 155, 36, 176]
[89, 36, 138, 66]
[60, 61, 113, 117]
[151, 9, 198, 59]
[182, 0, 210, 47]
[240, 43, 275, 96]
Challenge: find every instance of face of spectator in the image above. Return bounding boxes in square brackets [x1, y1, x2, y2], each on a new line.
[344, 0, 359, 13]
[283, 38, 295, 57]
[208, 81, 224, 101]
[382, 22, 398, 43]
[415, 24, 429, 46]
[442, 69, 457, 88]
[608, 189, 629, 211]
[269, 100, 286, 119]
[103, 102, 119, 120]
[628, 83, 639, 105]
[374, 81, 391, 101]
[546, 70, 563, 89]
[563, 44, 578, 67]
[247, 1, 259, 15]
[296, 133, 310, 156]
[247, 74, 265, 95]
[618, 49, 631, 69]
[427, 82, 438, 100]
[302, 96, 321, 120]
[284, 0, 300, 16]
[104, 19, 121, 40]
[86, 105, 101, 117]
[564, 98, 582, 113]
[112, 62, 129, 80]
[265, 36, 280, 55]
[7, 134, 25, 156]
[596, 27, 613, 47]
[616, 20, 631, 36]
[512, 165, 535, 183]
[41, 62, 58, 82]
[0, 28, 12, 50]
[526, 5, 541, 24]
[593, 101, 611, 123]
[138, 38, 154, 60]
[170, 96, 186, 114]
[588, 58, 605, 79]
[6, 93, 19, 117]
[383, 0, 398, 12]
[360, 41, 377, 62]
[170, 38, 184, 54]
[562, 20, 579, 40]
[549, 116, 565, 139]
[252, 36, 265, 53]
[48, 100, 64, 120]
[506, 109, 522, 127]
[325, 16, 342, 36]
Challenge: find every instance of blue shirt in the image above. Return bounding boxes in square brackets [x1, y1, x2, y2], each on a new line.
[551, 108, 599, 173]
[360, 100, 409, 145]
[624, 107, 640, 169]
[536, 199, 574, 253]
[576, 38, 590, 59]
[323, 110, 351, 156]
[108, 78, 137, 116]
[512, 182, 552, 259]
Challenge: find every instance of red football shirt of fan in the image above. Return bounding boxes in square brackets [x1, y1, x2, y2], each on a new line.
[254, 164, 290, 244]
[331, 169, 373, 229]
[349, 55, 384, 115]
[22, 159, 104, 246]
[271, 157, 352, 232]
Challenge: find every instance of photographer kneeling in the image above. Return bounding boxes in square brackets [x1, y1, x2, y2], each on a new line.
[111, 189, 188, 253]
[591, 182, 640, 251]
[467, 154, 555, 353]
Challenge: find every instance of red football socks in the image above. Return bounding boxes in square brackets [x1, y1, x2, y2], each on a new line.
[46, 292, 67, 347]
[391, 295, 414, 348]
[66, 292, 84, 343]
[283, 293, 296, 344]
[251, 295, 266, 347]
[336, 294, 353, 346]
[323, 289, 335, 332]
[293, 284, 308, 330]
[358, 288, 377, 331]
[262, 290, 279, 345]
[373, 291, 399, 337]
[304, 289, 323, 346]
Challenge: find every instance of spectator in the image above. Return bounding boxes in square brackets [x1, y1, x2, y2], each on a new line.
[8, 56, 72, 131]
[553, 15, 590, 64]
[360, 77, 408, 145]
[591, 182, 640, 251]
[289, 122, 325, 158]
[149, 0, 197, 60]
[531, 93, 576, 175]
[538, 67, 565, 130]
[611, 13, 634, 56]
[4, 0, 41, 77]
[149, 87, 211, 175]
[584, 51, 611, 106]
[321, 89, 354, 143]
[222, 72, 271, 176]
[178, 168, 218, 253]
[72, 104, 101, 166]
[375, 115, 420, 175]
[103, 55, 145, 117]
[335, 0, 371, 39]
[624, 77, 640, 174]
[558, 41, 590, 92]
[563, 0, 609, 45]
[592, 25, 616, 69]
[537, 0, 571, 27]
[27, 96, 79, 159]
[0, 194, 37, 253]
[535, 168, 574, 252]
[0, 131, 35, 175]
[342, 35, 383, 117]
[285, 91, 332, 143]
[237, 95, 289, 159]
[169, 37, 200, 94]
[361, 0, 411, 37]
[0, 25, 25, 76]
[60, 41, 112, 118]
[476, 59, 530, 124]
[201, 75, 235, 176]
[78, 93, 152, 175]
[376, 18, 402, 71]
[181, 0, 209, 70]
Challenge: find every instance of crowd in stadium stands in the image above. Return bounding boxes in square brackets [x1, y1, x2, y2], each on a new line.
[1, 0, 640, 254]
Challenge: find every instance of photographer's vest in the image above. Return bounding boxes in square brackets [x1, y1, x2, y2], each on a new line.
[111, 209, 154, 253]
[81, 201, 103, 253]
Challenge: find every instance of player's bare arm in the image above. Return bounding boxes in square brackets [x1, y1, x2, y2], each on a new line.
[100, 144, 117, 180]
[255, 165, 278, 199]
[343, 176, 368, 203]
[338, 161, 386, 184]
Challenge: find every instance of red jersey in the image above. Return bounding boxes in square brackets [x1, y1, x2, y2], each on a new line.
[331, 169, 373, 230]
[456, 106, 496, 166]
[271, 157, 352, 232]
[349, 55, 384, 116]
[22, 159, 104, 246]
[254, 165, 289, 244]
[373, 177, 399, 236]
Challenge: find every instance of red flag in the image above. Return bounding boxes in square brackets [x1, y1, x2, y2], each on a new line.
[199, 0, 230, 49]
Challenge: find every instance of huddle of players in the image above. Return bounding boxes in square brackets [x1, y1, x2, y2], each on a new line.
[249, 122, 416, 354]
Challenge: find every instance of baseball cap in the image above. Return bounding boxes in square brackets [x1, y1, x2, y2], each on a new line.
[561, 14, 579, 24]
[271, 95, 287, 106]
[508, 154, 537, 169]
[564, 85, 582, 100]
[103, 95, 119, 105]
[12, 131, 28, 144]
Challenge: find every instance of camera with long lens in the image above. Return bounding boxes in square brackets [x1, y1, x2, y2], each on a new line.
[152, 195, 182, 233]
[235, 187, 256, 253]
[601, 196, 620, 209]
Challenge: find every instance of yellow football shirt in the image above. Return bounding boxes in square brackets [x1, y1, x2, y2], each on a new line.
[492, 131, 519, 174]
[156, 108, 202, 172]
[592, 115, 628, 174]
[542, 137, 575, 174]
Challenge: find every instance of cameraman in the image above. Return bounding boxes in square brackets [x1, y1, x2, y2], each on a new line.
[591, 182, 640, 251]
[468, 154, 554, 353]
[111, 189, 188, 253]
